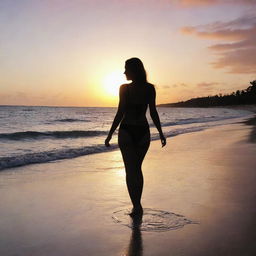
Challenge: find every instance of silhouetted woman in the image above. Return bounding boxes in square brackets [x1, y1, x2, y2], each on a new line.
[105, 58, 166, 216]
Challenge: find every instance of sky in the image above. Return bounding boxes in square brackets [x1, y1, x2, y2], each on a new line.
[0, 0, 255, 107]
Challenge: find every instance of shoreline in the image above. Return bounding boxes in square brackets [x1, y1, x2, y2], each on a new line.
[1, 112, 255, 172]
[218, 104, 256, 113]
[243, 115, 256, 143]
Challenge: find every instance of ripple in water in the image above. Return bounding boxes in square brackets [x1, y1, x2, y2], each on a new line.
[112, 208, 198, 232]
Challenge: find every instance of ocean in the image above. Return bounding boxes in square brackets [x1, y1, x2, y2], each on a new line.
[0, 105, 253, 171]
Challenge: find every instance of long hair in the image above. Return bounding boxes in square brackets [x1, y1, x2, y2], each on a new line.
[125, 58, 147, 84]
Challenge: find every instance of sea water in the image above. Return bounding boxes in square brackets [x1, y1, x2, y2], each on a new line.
[0, 105, 253, 170]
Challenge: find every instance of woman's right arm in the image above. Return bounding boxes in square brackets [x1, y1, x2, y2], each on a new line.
[105, 84, 126, 147]
[149, 86, 166, 147]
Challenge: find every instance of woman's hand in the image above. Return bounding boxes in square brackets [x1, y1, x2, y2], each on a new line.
[105, 135, 112, 147]
[160, 134, 166, 147]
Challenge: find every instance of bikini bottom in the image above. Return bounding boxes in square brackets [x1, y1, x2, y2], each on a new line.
[119, 123, 150, 144]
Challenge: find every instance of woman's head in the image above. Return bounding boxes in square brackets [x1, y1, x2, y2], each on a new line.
[124, 58, 147, 83]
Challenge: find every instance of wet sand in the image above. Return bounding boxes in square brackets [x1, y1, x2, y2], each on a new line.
[0, 118, 256, 256]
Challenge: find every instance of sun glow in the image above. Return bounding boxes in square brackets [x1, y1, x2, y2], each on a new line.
[103, 71, 127, 96]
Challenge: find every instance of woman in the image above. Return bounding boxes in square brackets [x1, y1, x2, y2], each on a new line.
[105, 58, 166, 216]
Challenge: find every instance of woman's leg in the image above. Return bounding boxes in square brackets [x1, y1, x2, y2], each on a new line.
[118, 129, 150, 214]
[133, 131, 150, 211]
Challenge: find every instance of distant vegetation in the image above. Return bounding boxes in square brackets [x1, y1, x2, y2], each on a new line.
[159, 80, 256, 108]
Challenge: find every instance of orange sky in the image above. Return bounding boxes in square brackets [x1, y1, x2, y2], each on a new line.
[0, 0, 255, 107]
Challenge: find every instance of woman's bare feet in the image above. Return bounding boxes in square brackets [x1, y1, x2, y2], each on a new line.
[129, 205, 143, 217]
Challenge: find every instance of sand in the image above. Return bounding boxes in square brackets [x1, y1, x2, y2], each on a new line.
[0, 118, 256, 256]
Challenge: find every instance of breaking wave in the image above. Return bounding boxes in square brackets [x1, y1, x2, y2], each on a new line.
[0, 130, 107, 140]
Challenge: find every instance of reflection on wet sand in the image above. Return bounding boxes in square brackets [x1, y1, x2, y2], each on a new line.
[124, 214, 143, 256]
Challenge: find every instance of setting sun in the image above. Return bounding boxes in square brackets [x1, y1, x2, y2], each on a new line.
[103, 71, 127, 96]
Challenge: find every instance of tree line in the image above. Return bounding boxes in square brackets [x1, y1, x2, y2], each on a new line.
[159, 80, 256, 108]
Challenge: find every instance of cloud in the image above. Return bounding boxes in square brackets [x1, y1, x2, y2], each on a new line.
[181, 26, 255, 41]
[172, 83, 189, 88]
[181, 14, 256, 73]
[181, 14, 256, 40]
[176, 0, 256, 7]
[160, 85, 171, 89]
[197, 82, 219, 87]
[210, 48, 256, 73]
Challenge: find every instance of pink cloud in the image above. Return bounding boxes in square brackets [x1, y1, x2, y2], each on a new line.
[181, 14, 256, 74]
[211, 48, 256, 73]
[181, 26, 252, 41]
[181, 15, 256, 40]
[209, 36, 256, 51]
[177, 0, 256, 7]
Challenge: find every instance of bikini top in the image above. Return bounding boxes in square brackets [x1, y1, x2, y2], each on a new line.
[124, 84, 150, 119]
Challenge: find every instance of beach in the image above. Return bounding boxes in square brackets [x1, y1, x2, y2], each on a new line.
[1, 118, 256, 256]
[2, 0, 256, 254]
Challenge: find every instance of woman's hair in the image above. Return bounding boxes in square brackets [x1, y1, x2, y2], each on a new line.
[125, 57, 147, 83]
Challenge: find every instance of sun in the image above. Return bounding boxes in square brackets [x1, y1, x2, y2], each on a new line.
[103, 71, 127, 96]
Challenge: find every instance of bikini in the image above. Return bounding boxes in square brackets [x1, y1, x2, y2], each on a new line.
[120, 121, 149, 144]
[119, 85, 150, 144]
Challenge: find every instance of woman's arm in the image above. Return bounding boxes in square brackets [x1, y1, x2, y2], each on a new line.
[105, 84, 126, 147]
[149, 86, 166, 147]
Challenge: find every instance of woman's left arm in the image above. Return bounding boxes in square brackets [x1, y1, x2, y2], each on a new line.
[105, 84, 126, 147]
